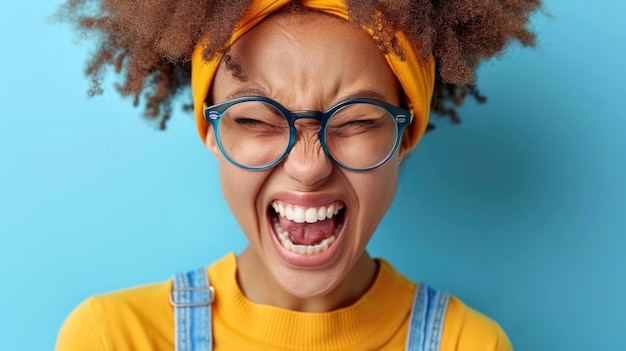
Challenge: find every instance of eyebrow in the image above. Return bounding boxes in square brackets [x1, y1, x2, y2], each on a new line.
[337, 90, 389, 103]
[224, 88, 268, 100]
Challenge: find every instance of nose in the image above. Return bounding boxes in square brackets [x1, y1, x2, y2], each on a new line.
[282, 123, 333, 187]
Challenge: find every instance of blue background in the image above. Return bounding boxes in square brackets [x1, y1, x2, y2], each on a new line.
[1, 0, 624, 350]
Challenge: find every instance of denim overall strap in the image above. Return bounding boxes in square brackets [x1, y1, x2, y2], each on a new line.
[170, 268, 214, 351]
[405, 284, 451, 351]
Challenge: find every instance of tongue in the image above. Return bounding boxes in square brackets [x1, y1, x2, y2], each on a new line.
[278, 216, 336, 246]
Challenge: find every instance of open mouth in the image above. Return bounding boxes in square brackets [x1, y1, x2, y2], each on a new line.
[269, 201, 346, 255]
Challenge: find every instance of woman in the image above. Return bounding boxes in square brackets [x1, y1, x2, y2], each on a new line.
[55, 0, 541, 350]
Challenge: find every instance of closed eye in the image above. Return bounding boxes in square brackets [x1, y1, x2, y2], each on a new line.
[232, 117, 288, 135]
[343, 119, 376, 127]
[233, 117, 270, 127]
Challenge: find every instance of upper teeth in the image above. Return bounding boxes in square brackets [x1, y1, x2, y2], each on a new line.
[271, 201, 344, 223]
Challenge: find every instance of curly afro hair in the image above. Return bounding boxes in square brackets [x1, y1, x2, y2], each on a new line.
[56, 0, 541, 131]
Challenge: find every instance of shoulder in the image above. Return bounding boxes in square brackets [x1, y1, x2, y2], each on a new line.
[441, 296, 513, 351]
[55, 280, 173, 351]
[374, 260, 512, 351]
[55, 255, 234, 351]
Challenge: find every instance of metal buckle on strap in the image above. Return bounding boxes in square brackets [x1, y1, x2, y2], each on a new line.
[169, 286, 215, 307]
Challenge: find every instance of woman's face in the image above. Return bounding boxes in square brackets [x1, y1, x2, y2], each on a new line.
[207, 11, 410, 309]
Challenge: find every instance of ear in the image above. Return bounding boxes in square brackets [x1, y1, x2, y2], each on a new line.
[204, 126, 221, 159]
[397, 129, 414, 164]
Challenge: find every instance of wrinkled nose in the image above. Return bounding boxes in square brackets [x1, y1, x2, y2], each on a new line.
[282, 122, 332, 186]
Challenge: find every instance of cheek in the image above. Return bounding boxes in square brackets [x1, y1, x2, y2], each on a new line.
[219, 164, 255, 211]
[218, 160, 269, 234]
[352, 162, 400, 228]
[371, 159, 400, 199]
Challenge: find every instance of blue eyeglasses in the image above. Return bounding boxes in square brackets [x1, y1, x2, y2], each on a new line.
[204, 96, 412, 171]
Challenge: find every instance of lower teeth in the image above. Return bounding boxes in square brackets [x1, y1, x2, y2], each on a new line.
[273, 219, 339, 255]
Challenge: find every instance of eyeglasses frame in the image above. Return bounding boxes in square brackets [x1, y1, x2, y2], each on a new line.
[203, 96, 413, 172]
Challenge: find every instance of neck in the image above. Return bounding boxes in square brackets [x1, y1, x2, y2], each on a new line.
[236, 247, 378, 312]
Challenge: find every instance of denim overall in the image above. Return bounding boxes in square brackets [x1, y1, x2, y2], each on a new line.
[170, 268, 450, 351]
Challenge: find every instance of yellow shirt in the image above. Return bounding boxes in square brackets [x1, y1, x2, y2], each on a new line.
[56, 253, 512, 350]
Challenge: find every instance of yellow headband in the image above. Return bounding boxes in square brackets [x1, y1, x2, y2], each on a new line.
[192, 0, 435, 150]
